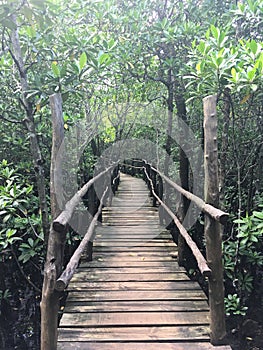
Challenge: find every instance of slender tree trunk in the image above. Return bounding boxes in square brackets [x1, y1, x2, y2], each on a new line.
[10, 14, 49, 242]
[41, 94, 66, 350]
[163, 69, 174, 176]
[219, 88, 231, 209]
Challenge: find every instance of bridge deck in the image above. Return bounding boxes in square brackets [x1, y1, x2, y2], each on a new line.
[57, 173, 231, 349]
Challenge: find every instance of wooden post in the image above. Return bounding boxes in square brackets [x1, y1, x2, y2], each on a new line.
[157, 175, 164, 224]
[152, 169, 157, 207]
[41, 93, 66, 350]
[203, 95, 226, 345]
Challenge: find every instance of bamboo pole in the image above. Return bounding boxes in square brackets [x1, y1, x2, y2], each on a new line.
[144, 168, 211, 277]
[41, 93, 66, 350]
[203, 95, 226, 344]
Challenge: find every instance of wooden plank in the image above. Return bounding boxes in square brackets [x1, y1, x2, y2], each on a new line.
[92, 252, 178, 260]
[103, 216, 159, 220]
[80, 261, 181, 268]
[76, 267, 185, 273]
[94, 234, 169, 238]
[94, 246, 177, 252]
[71, 272, 189, 282]
[102, 205, 159, 216]
[102, 211, 159, 215]
[94, 234, 171, 238]
[94, 233, 168, 238]
[102, 222, 160, 226]
[64, 300, 209, 312]
[67, 281, 201, 291]
[95, 226, 166, 232]
[94, 242, 175, 247]
[57, 342, 232, 350]
[66, 290, 207, 302]
[103, 207, 159, 211]
[94, 239, 172, 243]
[60, 311, 209, 326]
[57, 325, 210, 341]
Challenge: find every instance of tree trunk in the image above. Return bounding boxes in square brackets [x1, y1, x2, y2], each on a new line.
[219, 88, 231, 209]
[41, 94, 66, 350]
[163, 69, 174, 176]
[10, 14, 49, 242]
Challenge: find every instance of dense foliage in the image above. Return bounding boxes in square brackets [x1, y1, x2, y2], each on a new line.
[0, 0, 262, 349]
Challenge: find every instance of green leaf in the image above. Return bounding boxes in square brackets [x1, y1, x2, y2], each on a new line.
[6, 228, 17, 238]
[3, 214, 11, 223]
[231, 67, 237, 82]
[51, 62, 60, 78]
[210, 25, 219, 40]
[28, 238, 34, 247]
[79, 52, 87, 70]
[247, 69, 256, 81]
[197, 41, 205, 54]
[254, 211, 263, 219]
[196, 62, 201, 73]
[218, 31, 226, 47]
[250, 40, 258, 55]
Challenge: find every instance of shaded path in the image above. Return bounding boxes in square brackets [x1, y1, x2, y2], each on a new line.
[57, 173, 231, 349]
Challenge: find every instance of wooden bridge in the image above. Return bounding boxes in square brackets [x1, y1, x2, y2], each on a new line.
[56, 173, 231, 349]
[41, 94, 232, 349]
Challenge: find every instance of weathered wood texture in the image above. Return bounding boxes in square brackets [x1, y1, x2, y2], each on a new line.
[203, 95, 226, 344]
[57, 173, 231, 350]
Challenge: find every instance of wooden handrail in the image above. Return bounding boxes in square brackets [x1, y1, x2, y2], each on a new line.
[144, 168, 212, 277]
[143, 162, 229, 225]
[55, 186, 108, 291]
[53, 163, 118, 232]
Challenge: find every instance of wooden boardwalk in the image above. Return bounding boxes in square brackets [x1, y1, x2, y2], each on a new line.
[57, 173, 231, 349]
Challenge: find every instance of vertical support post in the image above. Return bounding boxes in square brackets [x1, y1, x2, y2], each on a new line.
[203, 95, 226, 345]
[157, 175, 165, 225]
[41, 93, 66, 350]
[86, 184, 96, 261]
[152, 169, 157, 207]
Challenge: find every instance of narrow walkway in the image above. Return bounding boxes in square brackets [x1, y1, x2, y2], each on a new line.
[57, 173, 231, 349]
